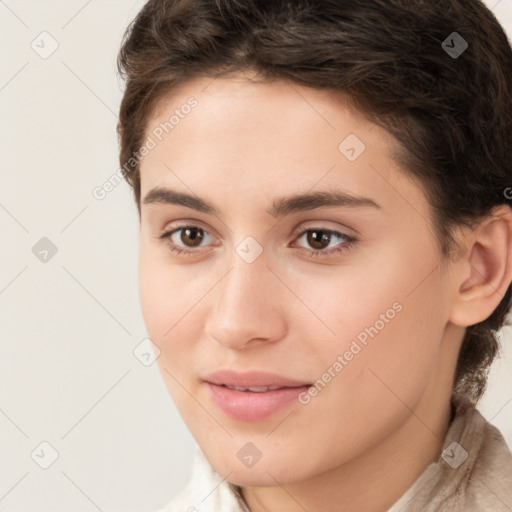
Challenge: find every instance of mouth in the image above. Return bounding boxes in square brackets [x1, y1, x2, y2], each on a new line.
[203, 369, 312, 421]
[223, 385, 289, 392]
[204, 368, 311, 388]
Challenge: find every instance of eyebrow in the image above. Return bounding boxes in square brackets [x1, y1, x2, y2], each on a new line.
[142, 186, 380, 218]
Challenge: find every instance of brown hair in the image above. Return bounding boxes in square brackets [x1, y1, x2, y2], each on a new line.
[117, 0, 512, 409]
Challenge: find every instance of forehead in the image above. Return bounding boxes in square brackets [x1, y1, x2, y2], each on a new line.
[139, 74, 427, 220]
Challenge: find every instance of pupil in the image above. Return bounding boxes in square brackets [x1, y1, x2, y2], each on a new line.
[183, 227, 204, 247]
[308, 230, 330, 250]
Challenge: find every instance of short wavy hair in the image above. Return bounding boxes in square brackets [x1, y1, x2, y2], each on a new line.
[116, 0, 512, 409]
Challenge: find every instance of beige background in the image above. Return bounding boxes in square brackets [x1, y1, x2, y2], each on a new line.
[1, 1, 511, 510]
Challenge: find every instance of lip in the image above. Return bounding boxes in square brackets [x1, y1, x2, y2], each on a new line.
[203, 369, 311, 421]
[204, 369, 310, 388]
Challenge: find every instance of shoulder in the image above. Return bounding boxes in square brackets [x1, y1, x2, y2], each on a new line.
[457, 407, 512, 510]
[389, 401, 512, 512]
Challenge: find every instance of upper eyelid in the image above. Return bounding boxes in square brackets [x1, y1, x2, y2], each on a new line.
[291, 222, 353, 237]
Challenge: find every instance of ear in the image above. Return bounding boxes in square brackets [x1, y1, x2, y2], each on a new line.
[449, 205, 512, 327]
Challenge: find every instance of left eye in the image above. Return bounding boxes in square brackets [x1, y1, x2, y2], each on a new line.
[293, 227, 356, 256]
[159, 225, 357, 258]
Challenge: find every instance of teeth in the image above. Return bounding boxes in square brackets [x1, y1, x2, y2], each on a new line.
[225, 385, 281, 392]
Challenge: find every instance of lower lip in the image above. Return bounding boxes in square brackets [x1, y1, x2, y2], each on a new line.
[206, 383, 311, 421]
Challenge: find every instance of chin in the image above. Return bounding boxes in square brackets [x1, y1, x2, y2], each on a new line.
[225, 467, 299, 488]
[205, 448, 312, 488]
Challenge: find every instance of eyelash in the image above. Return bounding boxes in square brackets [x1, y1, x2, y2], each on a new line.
[158, 224, 357, 259]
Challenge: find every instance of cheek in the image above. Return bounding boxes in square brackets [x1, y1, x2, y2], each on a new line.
[138, 251, 168, 337]
[138, 244, 184, 351]
[324, 280, 444, 417]
[299, 248, 446, 407]
[289, 272, 446, 468]
[138, 245, 211, 370]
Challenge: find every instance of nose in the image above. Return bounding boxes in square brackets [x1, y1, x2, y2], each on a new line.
[204, 256, 287, 351]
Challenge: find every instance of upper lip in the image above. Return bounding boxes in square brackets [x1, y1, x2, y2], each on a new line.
[204, 369, 311, 388]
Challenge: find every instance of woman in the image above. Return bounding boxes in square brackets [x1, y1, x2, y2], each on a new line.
[116, 0, 512, 510]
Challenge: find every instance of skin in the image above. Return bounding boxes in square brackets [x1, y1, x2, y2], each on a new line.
[137, 71, 512, 512]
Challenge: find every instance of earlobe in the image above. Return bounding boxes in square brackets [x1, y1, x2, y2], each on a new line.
[449, 205, 512, 327]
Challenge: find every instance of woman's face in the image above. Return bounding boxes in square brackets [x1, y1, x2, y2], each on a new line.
[138, 73, 461, 486]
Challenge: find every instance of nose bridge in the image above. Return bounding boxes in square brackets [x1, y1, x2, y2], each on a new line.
[217, 231, 272, 307]
[216, 249, 272, 321]
[205, 245, 284, 348]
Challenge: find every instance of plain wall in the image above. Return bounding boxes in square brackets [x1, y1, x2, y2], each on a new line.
[1, 1, 511, 510]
